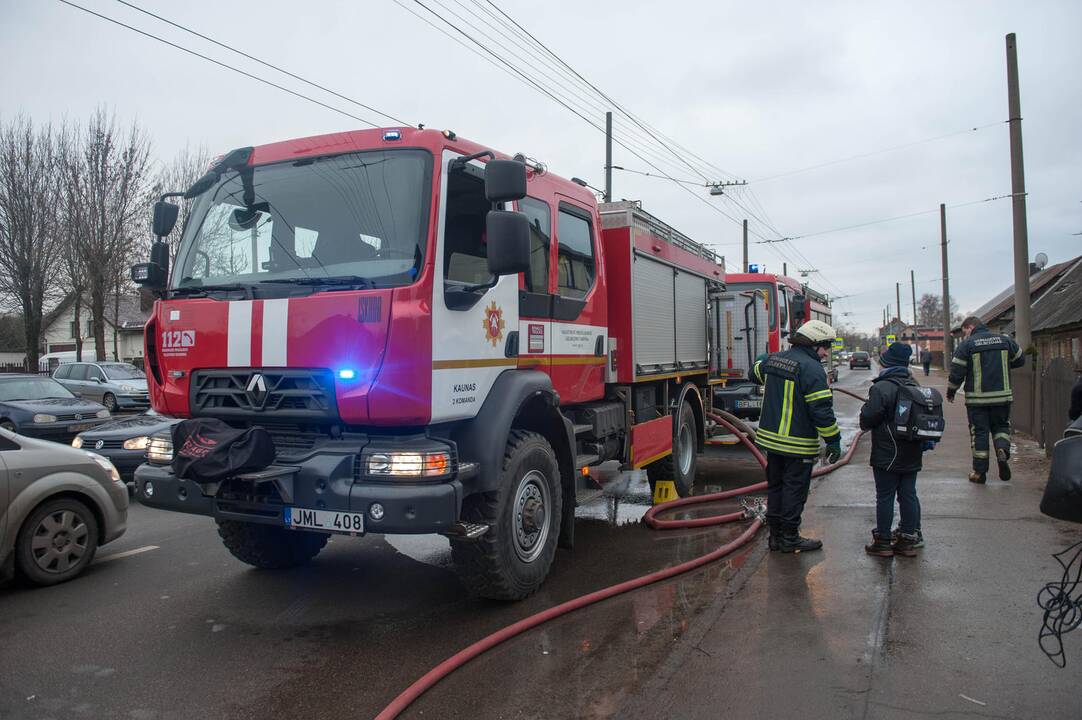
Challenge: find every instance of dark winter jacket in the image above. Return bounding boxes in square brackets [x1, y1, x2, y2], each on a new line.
[1070, 376, 1082, 421]
[859, 366, 924, 472]
[751, 345, 840, 457]
[920, 349, 933, 364]
[947, 325, 1024, 405]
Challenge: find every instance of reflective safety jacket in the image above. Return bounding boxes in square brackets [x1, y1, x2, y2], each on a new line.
[948, 325, 1025, 406]
[751, 345, 840, 457]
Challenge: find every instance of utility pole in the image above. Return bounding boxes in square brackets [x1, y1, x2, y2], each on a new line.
[783, 262, 787, 277]
[895, 282, 901, 325]
[742, 219, 748, 272]
[604, 111, 612, 203]
[941, 203, 952, 370]
[911, 269, 918, 354]
[1006, 33, 1032, 350]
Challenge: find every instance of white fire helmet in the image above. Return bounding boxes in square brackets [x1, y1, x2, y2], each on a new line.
[793, 319, 836, 347]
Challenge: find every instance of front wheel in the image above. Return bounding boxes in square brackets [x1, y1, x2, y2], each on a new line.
[451, 430, 562, 600]
[217, 520, 328, 569]
[646, 399, 698, 498]
[16, 498, 100, 586]
[103, 393, 118, 412]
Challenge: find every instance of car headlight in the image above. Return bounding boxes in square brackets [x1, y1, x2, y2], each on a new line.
[146, 434, 174, 464]
[123, 435, 149, 451]
[96, 409, 111, 419]
[86, 451, 122, 485]
[33, 413, 57, 424]
[72, 436, 84, 449]
[366, 451, 451, 478]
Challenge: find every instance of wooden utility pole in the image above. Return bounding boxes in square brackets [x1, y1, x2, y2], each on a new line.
[911, 269, 918, 354]
[940, 203, 952, 370]
[604, 111, 612, 203]
[1006, 33, 1032, 349]
[895, 283, 901, 325]
[783, 262, 787, 276]
[742, 219, 748, 272]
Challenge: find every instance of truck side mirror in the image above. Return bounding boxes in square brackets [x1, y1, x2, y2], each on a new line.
[792, 295, 806, 321]
[484, 160, 527, 203]
[153, 200, 180, 238]
[486, 210, 530, 276]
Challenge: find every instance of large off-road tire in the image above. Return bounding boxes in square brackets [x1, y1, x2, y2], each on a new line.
[16, 497, 99, 586]
[216, 520, 329, 569]
[646, 399, 698, 498]
[451, 430, 563, 600]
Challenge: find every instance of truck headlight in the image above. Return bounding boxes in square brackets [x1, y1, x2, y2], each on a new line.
[96, 409, 111, 419]
[71, 436, 84, 448]
[366, 451, 451, 478]
[33, 414, 57, 424]
[146, 434, 174, 464]
[123, 435, 149, 451]
[86, 452, 122, 485]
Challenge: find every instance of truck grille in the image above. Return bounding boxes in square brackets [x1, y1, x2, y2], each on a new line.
[189, 369, 338, 422]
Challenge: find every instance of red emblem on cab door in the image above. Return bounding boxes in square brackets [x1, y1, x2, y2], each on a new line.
[482, 301, 506, 347]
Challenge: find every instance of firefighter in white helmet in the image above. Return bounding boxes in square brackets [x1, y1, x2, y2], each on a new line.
[750, 319, 841, 552]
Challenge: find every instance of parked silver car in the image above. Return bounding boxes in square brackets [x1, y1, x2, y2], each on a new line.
[54, 362, 149, 412]
[0, 428, 128, 585]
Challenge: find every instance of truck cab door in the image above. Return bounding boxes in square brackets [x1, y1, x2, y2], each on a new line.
[516, 196, 552, 382]
[429, 150, 521, 424]
[550, 195, 607, 404]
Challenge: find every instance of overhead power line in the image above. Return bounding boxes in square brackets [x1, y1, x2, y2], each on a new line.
[57, 0, 385, 128]
[112, 0, 413, 127]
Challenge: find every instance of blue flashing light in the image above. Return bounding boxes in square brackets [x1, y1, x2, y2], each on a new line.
[383, 130, 402, 142]
[748, 263, 761, 273]
[338, 369, 357, 380]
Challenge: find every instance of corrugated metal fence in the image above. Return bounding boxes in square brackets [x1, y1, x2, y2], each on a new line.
[1012, 357, 1080, 455]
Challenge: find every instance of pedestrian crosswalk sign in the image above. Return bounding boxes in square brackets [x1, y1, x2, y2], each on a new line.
[886, 333, 896, 344]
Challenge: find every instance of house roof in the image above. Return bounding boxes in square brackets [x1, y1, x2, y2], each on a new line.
[1004, 257, 1082, 334]
[965, 259, 1075, 329]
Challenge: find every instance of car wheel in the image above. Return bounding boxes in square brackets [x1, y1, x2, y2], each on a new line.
[15, 497, 100, 586]
[0, 419, 14, 432]
[103, 393, 118, 412]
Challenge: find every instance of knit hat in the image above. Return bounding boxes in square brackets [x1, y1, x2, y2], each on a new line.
[880, 342, 912, 368]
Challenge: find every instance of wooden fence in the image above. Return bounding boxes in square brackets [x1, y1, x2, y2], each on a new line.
[1012, 356, 1080, 455]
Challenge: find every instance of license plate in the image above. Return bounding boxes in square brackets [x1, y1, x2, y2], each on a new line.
[735, 400, 762, 409]
[70, 423, 96, 432]
[284, 507, 365, 535]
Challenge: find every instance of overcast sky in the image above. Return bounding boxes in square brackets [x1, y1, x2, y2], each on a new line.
[3, 0, 1080, 333]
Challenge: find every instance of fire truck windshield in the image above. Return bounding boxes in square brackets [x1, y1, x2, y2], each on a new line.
[172, 149, 432, 291]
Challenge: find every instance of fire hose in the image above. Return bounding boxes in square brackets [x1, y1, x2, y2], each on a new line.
[375, 393, 869, 720]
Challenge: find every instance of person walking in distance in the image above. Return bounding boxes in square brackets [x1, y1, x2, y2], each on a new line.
[751, 319, 842, 553]
[859, 343, 935, 557]
[948, 316, 1026, 483]
[920, 345, 933, 377]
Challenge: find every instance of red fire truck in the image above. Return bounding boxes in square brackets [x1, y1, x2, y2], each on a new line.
[711, 273, 835, 421]
[131, 127, 730, 599]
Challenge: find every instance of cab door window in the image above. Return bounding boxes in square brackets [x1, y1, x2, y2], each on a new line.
[556, 205, 595, 300]
[519, 197, 551, 294]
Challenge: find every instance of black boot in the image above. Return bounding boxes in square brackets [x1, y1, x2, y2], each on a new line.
[892, 532, 919, 558]
[996, 448, 1011, 481]
[968, 471, 986, 484]
[865, 530, 894, 557]
[778, 528, 823, 553]
[768, 523, 782, 551]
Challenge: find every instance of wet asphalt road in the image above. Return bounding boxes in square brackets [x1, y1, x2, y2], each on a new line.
[0, 371, 870, 720]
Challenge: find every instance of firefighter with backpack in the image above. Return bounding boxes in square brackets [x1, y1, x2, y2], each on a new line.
[859, 343, 945, 557]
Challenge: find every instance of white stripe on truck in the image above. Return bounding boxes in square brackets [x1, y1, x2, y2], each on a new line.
[261, 298, 289, 367]
[227, 300, 253, 367]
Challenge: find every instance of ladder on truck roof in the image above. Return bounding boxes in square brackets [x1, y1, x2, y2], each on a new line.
[599, 200, 723, 268]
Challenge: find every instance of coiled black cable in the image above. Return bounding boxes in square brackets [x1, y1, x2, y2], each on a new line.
[1038, 539, 1082, 668]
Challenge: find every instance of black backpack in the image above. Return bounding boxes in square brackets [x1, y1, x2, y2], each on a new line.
[888, 379, 946, 441]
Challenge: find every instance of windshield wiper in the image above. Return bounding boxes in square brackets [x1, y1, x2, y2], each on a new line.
[259, 275, 374, 289]
[171, 283, 253, 298]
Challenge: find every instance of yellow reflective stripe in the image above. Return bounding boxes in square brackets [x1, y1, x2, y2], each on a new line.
[974, 352, 983, 395]
[1001, 350, 1010, 393]
[948, 381, 961, 390]
[993, 432, 1012, 441]
[758, 428, 819, 447]
[817, 423, 840, 438]
[753, 363, 763, 383]
[757, 436, 819, 456]
[804, 389, 833, 402]
[780, 379, 795, 436]
[952, 356, 968, 366]
[1012, 348, 1024, 361]
[972, 450, 989, 458]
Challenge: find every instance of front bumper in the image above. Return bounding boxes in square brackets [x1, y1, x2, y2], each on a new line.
[115, 394, 150, 410]
[20, 418, 109, 441]
[134, 436, 468, 535]
[713, 383, 764, 420]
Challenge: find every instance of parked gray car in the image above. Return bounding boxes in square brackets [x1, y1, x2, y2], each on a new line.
[54, 362, 149, 412]
[0, 428, 128, 586]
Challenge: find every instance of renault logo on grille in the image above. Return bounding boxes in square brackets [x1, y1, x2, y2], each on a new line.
[246, 373, 269, 409]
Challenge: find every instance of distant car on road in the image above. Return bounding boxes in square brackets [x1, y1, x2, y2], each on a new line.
[849, 351, 872, 370]
[0, 375, 111, 442]
[0, 428, 128, 586]
[73, 410, 179, 486]
[54, 362, 149, 412]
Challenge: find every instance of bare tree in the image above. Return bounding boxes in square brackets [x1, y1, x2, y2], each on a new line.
[0, 116, 64, 369]
[917, 293, 960, 327]
[58, 124, 91, 360]
[144, 143, 211, 268]
[67, 109, 152, 362]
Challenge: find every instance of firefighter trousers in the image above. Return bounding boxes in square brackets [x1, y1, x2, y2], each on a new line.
[765, 452, 815, 531]
[966, 404, 1012, 474]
